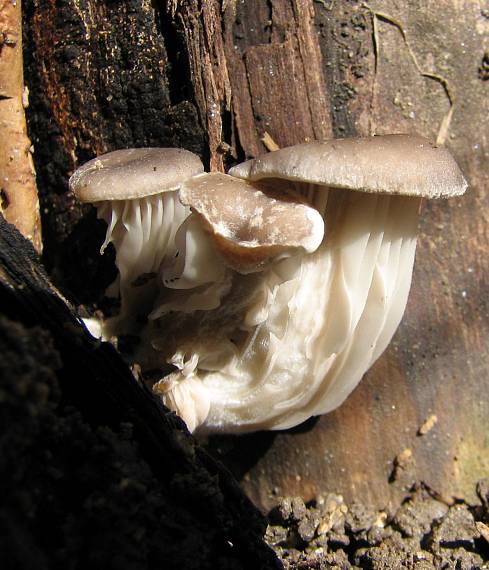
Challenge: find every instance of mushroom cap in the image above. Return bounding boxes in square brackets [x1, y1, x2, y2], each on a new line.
[229, 134, 468, 199]
[70, 148, 204, 202]
[179, 172, 325, 273]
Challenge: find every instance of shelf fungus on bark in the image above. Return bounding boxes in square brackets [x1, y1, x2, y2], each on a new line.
[69, 148, 204, 334]
[71, 136, 467, 434]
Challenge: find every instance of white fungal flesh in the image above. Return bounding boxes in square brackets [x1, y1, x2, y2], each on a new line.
[149, 275, 233, 318]
[160, 214, 225, 290]
[96, 191, 190, 333]
[147, 213, 230, 318]
[154, 189, 420, 433]
[153, 352, 211, 433]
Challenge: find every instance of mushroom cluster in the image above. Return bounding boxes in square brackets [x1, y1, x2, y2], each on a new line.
[70, 135, 467, 433]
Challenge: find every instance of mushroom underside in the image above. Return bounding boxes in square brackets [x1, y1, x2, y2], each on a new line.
[96, 192, 189, 335]
[151, 187, 420, 434]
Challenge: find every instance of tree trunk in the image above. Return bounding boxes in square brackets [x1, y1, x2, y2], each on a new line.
[21, 0, 489, 514]
[0, 215, 280, 567]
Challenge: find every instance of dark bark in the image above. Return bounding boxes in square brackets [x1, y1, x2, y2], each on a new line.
[0, 215, 280, 569]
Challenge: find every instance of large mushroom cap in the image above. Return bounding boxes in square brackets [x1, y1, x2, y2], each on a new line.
[229, 134, 468, 198]
[70, 147, 204, 202]
[179, 172, 325, 273]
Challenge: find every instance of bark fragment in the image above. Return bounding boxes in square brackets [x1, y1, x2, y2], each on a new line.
[0, 0, 41, 251]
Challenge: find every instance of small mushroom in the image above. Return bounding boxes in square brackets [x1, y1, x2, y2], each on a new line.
[150, 172, 323, 316]
[150, 135, 466, 433]
[69, 148, 203, 333]
[178, 172, 324, 273]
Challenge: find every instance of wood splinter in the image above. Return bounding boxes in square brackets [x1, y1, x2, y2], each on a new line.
[0, 0, 42, 252]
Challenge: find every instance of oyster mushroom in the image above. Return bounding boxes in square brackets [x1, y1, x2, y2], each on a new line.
[149, 172, 324, 318]
[69, 148, 203, 334]
[179, 173, 324, 271]
[152, 135, 466, 433]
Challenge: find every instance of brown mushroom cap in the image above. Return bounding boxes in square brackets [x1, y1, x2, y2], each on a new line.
[229, 135, 468, 199]
[70, 148, 204, 202]
[179, 172, 325, 273]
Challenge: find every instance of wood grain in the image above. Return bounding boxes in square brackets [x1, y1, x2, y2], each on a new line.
[0, 0, 41, 250]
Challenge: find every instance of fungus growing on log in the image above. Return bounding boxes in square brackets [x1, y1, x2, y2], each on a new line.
[151, 136, 466, 433]
[71, 137, 467, 434]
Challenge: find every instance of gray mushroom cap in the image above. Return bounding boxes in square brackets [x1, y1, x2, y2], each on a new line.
[179, 172, 325, 273]
[70, 148, 204, 202]
[229, 134, 468, 199]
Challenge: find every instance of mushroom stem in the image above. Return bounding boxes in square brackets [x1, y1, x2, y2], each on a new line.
[152, 188, 421, 433]
[96, 191, 189, 334]
[276, 190, 421, 428]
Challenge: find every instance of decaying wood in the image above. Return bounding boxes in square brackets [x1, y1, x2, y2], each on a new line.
[0, 214, 280, 568]
[171, 0, 233, 171]
[0, 0, 41, 251]
[223, 0, 333, 155]
[170, 0, 333, 164]
[21, 0, 489, 513]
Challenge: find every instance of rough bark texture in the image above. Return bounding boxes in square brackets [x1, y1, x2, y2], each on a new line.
[0, 0, 41, 251]
[0, 215, 280, 569]
[21, 0, 489, 516]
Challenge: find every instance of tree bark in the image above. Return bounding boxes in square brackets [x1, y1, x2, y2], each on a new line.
[0, 214, 280, 568]
[22, 0, 489, 513]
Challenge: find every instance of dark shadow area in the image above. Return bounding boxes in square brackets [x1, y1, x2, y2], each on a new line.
[0, 215, 281, 570]
[47, 211, 118, 306]
[205, 416, 320, 482]
[205, 431, 278, 481]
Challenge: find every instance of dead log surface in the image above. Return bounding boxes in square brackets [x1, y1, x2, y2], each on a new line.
[0, 214, 281, 568]
[22, 0, 489, 512]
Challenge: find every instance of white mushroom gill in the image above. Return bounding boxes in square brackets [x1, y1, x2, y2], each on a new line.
[149, 214, 230, 317]
[69, 147, 205, 336]
[152, 187, 420, 433]
[96, 192, 190, 333]
[160, 214, 226, 290]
